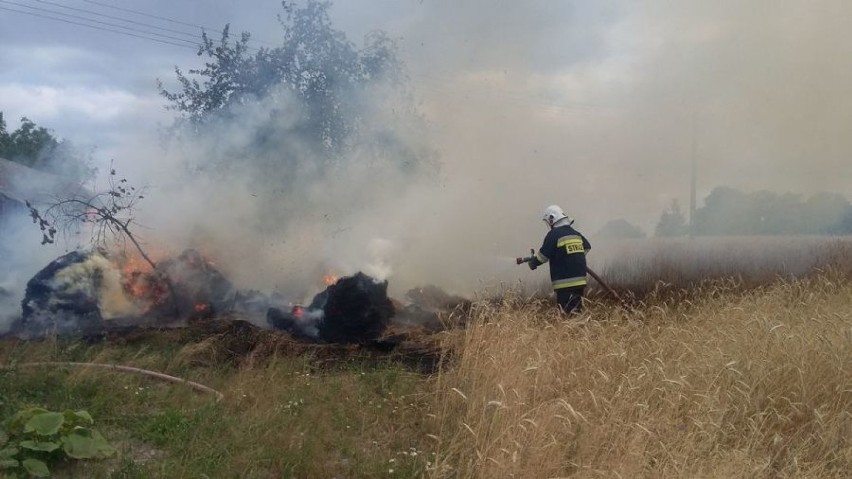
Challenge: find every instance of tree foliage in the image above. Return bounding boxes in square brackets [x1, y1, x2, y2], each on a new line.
[656, 187, 852, 236]
[694, 187, 852, 235]
[596, 219, 646, 239]
[0, 112, 95, 183]
[158, 0, 432, 183]
[655, 200, 688, 237]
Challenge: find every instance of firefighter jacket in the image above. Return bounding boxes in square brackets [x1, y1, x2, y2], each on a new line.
[528, 223, 591, 290]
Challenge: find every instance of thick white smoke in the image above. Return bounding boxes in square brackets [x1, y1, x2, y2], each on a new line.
[49, 253, 142, 320]
[0, 214, 76, 333]
[5, 0, 852, 321]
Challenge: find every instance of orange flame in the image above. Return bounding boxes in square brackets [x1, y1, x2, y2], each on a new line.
[195, 304, 209, 313]
[126, 280, 148, 298]
[121, 255, 151, 275]
[322, 274, 338, 286]
[116, 251, 170, 306]
[120, 256, 153, 299]
[292, 305, 304, 318]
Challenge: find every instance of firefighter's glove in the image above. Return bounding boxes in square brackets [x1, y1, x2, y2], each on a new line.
[527, 261, 538, 270]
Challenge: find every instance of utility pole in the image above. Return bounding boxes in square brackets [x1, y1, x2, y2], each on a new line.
[689, 111, 697, 239]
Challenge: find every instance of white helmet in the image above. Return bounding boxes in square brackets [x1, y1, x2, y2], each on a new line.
[542, 204, 568, 225]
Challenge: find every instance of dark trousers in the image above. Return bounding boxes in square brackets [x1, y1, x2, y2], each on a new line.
[556, 286, 585, 315]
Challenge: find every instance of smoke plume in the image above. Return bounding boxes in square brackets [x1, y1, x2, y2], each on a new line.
[4, 0, 852, 327]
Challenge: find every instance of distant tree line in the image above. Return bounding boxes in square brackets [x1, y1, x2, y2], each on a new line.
[655, 187, 852, 237]
[0, 112, 94, 183]
[595, 219, 647, 239]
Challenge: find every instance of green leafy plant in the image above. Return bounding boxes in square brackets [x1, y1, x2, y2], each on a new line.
[0, 407, 115, 477]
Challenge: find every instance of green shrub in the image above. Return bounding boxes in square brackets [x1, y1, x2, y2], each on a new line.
[0, 407, 115, 477]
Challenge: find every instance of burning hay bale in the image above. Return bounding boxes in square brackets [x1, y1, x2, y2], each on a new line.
[14, 250, 140, 338]
[8, 247, 468, 347]
[148, 249, 235, 319]
[10, 248, 239, 339]
[267, 272, 394, 344]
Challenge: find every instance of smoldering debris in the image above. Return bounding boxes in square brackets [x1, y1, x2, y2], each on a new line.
[149, 249, 236, 319]
[266, 305, 323, 341]
[267, 272, 395, 344]
[316, 272, 395, 343]
[392, 285, 471, 331]
[4, 248, 467, 344]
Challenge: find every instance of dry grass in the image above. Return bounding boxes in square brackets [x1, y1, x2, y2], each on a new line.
[425, 274, 852, 478]
[1, 273, 850, 477]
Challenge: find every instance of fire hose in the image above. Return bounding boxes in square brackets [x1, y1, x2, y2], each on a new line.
[0, 362, 223, 402]
[516, 249, 626, 304]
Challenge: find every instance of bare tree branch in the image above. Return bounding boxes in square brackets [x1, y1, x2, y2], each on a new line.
[26, 162, 179, 314]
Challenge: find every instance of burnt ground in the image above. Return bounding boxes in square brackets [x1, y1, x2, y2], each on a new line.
[3, 317, 449, 374]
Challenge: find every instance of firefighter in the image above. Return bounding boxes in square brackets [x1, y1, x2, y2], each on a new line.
[527, 205, 591, 314]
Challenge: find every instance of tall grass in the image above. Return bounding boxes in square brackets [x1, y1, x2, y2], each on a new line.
[0, 273, 849, 477]
[426, 275, 852, 478]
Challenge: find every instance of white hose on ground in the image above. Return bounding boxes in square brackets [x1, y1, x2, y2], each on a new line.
[2, 362, 224, 403]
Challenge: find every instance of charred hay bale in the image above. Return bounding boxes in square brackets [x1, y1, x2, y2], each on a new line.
[267, 272, 395, 344]
[15, 250, 105, 338]
[313, 272, 394, 344]
[148, 249, 235, 319]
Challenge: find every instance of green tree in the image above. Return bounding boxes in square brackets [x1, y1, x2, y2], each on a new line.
[693, 187, 750, 235]
[5, 117, 59, 167]
[0, 112, 9, 153]
[0, 114, 95, 183]
[689, 187, 851, 236]
[803, 192, 851, 234]
[655, 200, 688, 237]
[159, 0, 432, 181]
[836, 207, 852, 235]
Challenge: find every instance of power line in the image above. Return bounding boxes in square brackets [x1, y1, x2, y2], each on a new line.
[33, 0, 203, 40]
[1, 0, 200, 48]
[1, 1, 267, 54]
[1, 2, 604, 116]
[84, 0, 199, 29]
[82, 0, 279, 48]
[0, 5, 197, 50]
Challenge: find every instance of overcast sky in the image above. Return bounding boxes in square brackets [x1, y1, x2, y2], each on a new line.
[2, 0, 851, 236]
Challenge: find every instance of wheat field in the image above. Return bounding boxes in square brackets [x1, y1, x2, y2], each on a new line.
[425, 275, 852, 478]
